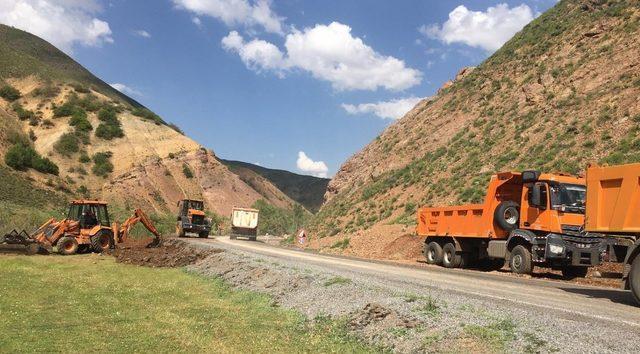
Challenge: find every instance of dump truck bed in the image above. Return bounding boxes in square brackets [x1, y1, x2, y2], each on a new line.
[586, 163, 640, 234]
[417, 204, 495, 238]
[416, 172, 526, 239]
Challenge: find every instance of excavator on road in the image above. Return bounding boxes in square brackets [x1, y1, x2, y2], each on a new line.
[1, 200, 161, 255]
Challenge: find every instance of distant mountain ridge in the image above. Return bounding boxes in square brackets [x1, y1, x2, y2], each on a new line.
[221, 159, 330, 213]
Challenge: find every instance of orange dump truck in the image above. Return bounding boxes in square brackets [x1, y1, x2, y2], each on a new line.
[585, 163, 640, 303]
[417, 170, 605, 278]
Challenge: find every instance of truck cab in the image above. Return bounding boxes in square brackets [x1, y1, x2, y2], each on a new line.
[176, 199, 211, 238]
[514, 171, 604, 272]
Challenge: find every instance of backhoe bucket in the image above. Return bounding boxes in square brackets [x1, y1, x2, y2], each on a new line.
[147, 236, 162, 248]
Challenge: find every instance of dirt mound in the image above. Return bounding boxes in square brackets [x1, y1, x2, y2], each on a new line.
[114, 239, 221, 267]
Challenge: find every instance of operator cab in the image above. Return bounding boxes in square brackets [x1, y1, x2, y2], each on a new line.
[179, 199, 204, 213]
[67, 200, 111, 229]
[524, 172, 586, 215]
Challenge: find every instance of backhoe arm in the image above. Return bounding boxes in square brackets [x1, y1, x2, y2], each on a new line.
[116, 209, 161, 247]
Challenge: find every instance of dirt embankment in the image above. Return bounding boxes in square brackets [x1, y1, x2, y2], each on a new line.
[113, 238, 222, 267]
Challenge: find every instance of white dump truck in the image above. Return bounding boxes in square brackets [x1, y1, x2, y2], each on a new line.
[230, 207, 259, 241]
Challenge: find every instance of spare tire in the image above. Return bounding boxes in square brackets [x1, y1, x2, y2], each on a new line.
[494, 201, 520, 231]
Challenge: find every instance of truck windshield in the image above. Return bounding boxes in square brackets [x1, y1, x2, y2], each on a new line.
[188, 201, 204, 210]
[550, 183, 586, 214]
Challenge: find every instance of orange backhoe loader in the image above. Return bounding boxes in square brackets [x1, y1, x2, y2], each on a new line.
[1, 200, 160, 255]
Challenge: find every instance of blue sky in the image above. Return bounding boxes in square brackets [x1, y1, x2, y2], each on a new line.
[1, 0, 557, 177]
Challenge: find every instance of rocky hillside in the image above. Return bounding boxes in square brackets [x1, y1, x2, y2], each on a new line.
[0, 24, 294, 218]
[222, 159, 330, 213]
[310, 0, 640, 256]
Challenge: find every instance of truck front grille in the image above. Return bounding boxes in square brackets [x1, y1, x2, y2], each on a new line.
[191, 215, 205, 225]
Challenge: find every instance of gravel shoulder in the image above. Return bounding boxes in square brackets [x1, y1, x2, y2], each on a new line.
[180, 237, 639, 353]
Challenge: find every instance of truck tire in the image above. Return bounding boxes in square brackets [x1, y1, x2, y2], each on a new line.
[442, 243, 463, 268]
[494, 201, 520, 231]
[630, 256, 640, 304]
[561, 266, 589, 279]
[91, 230, 113, 253]
[509, 245, 533, 274]
[425, 242, 444, 265]
[198, 232, 209, 239]
[57, 237, 78, 255]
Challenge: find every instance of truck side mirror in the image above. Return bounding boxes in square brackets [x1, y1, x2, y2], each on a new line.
[529, 183, 547, 210]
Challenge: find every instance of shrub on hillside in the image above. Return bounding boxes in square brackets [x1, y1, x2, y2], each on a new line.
[168, 123, 184, 135]
[92, 152, 113, 177]
[71, 83, 90, 94]
[32, 85, 59, 98]
[78, 152, 91, 163]
[5, 143, 58, 175]
[12, 102, 35, 120]
[53, 102, 77, 117]
[54, 133, 80, 157]
[182, 163, 194, 178]
[69, 109, 92, 132]
[95, 123, 124, 140]
[95, 106, 124, 140]
[132, 107, 166, 125]
[0, 85, 21, 101]
[98, 106, 118, 123]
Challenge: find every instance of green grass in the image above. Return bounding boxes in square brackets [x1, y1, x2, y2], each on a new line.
[330, 238, 350, 250]
[462, 318, 516, 352]
[323, 276, 352, 287]
[0, 255, 375, 353]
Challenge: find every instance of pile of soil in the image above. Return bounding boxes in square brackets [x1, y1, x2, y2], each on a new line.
[114, 238, 221, 267]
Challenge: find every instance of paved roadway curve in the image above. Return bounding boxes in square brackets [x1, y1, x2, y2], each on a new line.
[186, 236, 640, 330]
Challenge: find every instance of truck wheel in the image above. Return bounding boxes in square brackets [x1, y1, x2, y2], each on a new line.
[561, 266, 589, 279]
[57, 237, 78, 255]
[629, 256, 640, 304]
[425, 242, 444, 265]
[442, 243, 462, 268]
[509, 245, 532, 274]
[198, 232, 209, 239]
[91, 231, 113, 253]
[494, 201, 520, 231]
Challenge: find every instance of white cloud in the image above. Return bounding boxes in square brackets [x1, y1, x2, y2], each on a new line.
[221, 31, 286, 76]
[221, 22, 422, 91]
[342, 97, 424, 120]
[420, 3, 534, 52]
[110, 83, 142, 97]
[0, 0, 113, 53]
[296, 151, 328, 178]
[192, 17, 202, 27]
[172, 0, 284, 35]
[133, 29, 151, 38]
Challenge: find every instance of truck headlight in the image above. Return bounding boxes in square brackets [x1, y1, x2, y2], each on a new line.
[549, 244, 564, 254]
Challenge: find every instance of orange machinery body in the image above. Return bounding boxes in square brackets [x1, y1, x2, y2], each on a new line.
[416, 172, 585, 239]
[33, 200, 159, 252]
[34, 200, 112, 249]
[585, 163, 640, 234]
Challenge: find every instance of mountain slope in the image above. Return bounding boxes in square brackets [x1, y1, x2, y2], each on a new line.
[221, 159, 330, 213]
[0, 24, 295, 218]
[311, 0, 640, 257]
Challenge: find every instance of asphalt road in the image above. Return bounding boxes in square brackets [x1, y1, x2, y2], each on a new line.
[186, 236, 640, 330]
